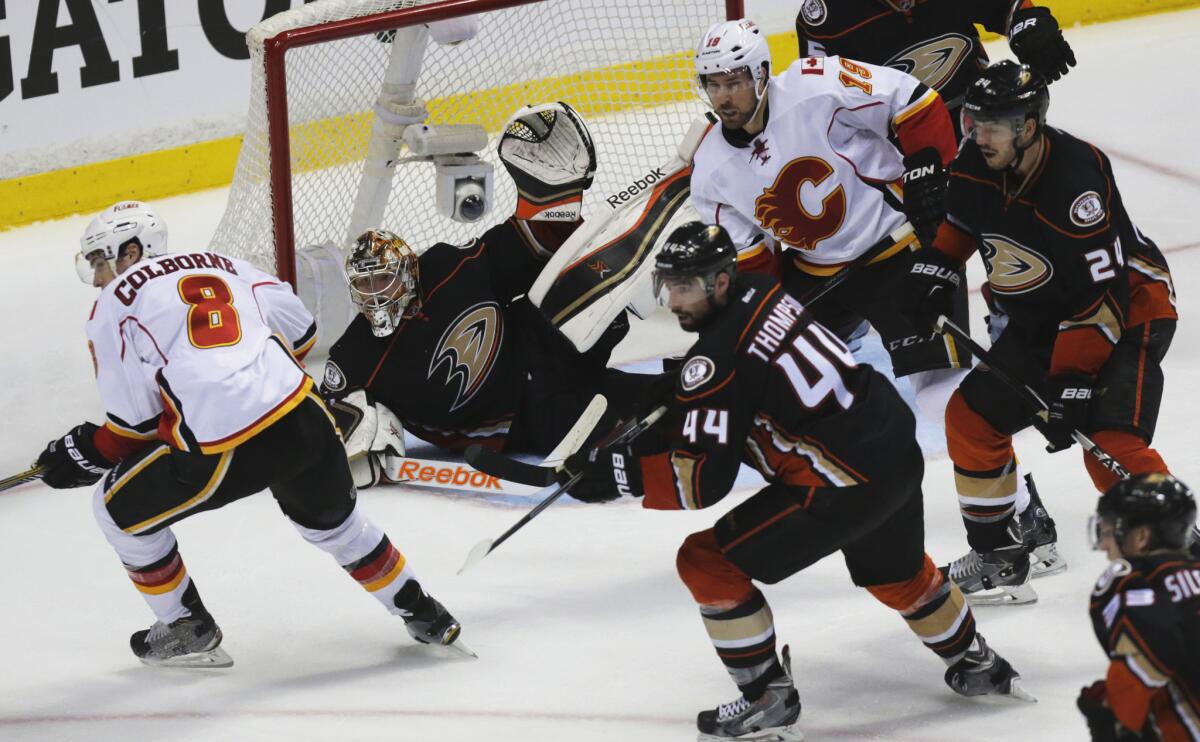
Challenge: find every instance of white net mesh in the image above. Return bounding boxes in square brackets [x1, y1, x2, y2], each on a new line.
[210, 0, 729, 276]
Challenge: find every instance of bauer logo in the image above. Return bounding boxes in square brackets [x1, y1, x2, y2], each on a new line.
[1070, 191, 1105, 228]
[681, 356, 716, 391]
[323, 361, 347, 393]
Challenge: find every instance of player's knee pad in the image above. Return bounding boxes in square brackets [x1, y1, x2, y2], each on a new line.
[946, 390, 1014, 472]
[1085, 430, 1169, 493]
[92, 485, 178, 567]
[291, 504, 386, 567]
[865, 554, 943, 614]
[677, 530, 755, 607]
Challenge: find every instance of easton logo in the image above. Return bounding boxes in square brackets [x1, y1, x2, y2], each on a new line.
[980, 234, 1054, 295]
[588, 259, 612, 277]
[429, 302, 503, 412]
[886, 34, 973, 91]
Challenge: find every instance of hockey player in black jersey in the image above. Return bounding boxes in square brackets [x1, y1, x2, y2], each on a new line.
[796, 0, 1075, 137]
[561, 222, 1028, 741]
[1079, 473, 1199, 741]
[900, 62, 1179, 605]
[320, 103, 648, 485]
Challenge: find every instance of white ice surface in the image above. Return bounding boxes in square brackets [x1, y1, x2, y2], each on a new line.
[2, 10, 1200, 741]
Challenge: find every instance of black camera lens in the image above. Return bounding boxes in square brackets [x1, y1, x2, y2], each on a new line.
[458, 193, 485, 221]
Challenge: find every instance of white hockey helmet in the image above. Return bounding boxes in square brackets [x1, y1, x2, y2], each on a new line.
[76, 200, 167, 284]
[695, 19, 771, 93]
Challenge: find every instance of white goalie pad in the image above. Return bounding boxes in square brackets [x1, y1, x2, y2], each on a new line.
[295, 242, 357, 368]
[528, 114, 713, 351]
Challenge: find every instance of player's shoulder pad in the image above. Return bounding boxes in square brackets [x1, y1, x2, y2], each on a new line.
[1037, 129, 1112, 236]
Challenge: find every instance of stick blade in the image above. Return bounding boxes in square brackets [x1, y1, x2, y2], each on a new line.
[458, 538, 495, 575]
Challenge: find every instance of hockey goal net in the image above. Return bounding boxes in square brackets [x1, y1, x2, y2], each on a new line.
[210, 0, 742, 285]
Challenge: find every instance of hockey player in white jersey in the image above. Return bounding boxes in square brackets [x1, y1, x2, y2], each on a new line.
[691, 19, 961, 396]
[35, 201, 469, 667]
[688, 20, 1063, 589]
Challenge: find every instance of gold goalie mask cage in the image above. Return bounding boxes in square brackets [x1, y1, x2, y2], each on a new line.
[346, 230, 421, 337]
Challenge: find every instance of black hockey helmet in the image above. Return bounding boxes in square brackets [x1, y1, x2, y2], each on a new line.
[1093, 473, 1197, 552]
[961, 61, 1049, 137]
[653, 221, 737, 304]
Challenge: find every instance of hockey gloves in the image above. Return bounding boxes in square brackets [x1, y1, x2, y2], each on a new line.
[559, 433, 644, 504]
[1032, 373, 1094, 453]
[326, 389, 406, 489]
[36, 422, 114, 489]
[899, 246, 961, 331]
[1009, 7, 1076, 83]
[901, 147, 948, 249]
[499, 102, 596, 221]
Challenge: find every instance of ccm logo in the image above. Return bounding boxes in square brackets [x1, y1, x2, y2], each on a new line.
[611, 452, 633, 497]
[1011, 18, 1037, 35]
[1061, 387, 1092, 400]
[394, 461, 503, 489]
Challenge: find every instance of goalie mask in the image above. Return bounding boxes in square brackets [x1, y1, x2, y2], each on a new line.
[346, 230, 421, 337]
[77, 201, 167, 285]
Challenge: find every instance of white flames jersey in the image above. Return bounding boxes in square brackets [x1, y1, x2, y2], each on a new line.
[86, 252, 319, 454]
[692, 55, 938, 266]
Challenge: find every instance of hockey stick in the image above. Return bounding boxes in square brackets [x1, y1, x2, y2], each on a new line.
[463, 394, 608, 487]
[934, 315, 1130, 478]
[0, 464, 45, 494]
[796, 222, 916, 307]
[458, 404, 668, 574]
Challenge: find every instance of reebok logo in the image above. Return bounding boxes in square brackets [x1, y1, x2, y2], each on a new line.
[394, 460, 503, 489]
[606, 167, 666, 208]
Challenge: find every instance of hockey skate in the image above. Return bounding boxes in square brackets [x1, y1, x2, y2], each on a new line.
[946, 545, 1036, 606]
[130, 609, 233, 669]
[1015, 475, 1066, 578]
[394, 581, 475, 658]
[697, 646, 804, 742]
[944, 634, 1035, 702]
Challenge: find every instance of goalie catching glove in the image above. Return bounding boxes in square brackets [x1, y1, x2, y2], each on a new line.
[499, 101, 596, 222]
[325, 390, 406, 489]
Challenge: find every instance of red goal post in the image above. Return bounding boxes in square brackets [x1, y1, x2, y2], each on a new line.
[210, 0, 744, 286]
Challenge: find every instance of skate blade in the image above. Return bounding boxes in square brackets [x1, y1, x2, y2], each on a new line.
[1030, 545, 1067, 579]
[1005, 677, 1038, 703]
[697, 723, 804, 742]
[965, 582, 1038, 606]
[457, 538, 494, 575]
[137, 645, 234, 669]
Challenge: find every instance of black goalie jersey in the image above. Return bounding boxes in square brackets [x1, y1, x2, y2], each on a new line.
[321, 218, 607, 453]
[638, 273, 921, 511]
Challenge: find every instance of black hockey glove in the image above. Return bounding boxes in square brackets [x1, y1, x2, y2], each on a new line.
[558, 440, 643, 504]
[36, 422, 113, 489]
[901, 147, 948, 248]
[1009, 6, 1077, 83]
[898, 246, 961, 330]
[1077, 680, 1153, 741]
[1032, 373, 1094, 453]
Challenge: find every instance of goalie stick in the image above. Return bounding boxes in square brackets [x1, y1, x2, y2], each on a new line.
[458, 404, 667, 574]
[0, 464, 44, 494]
